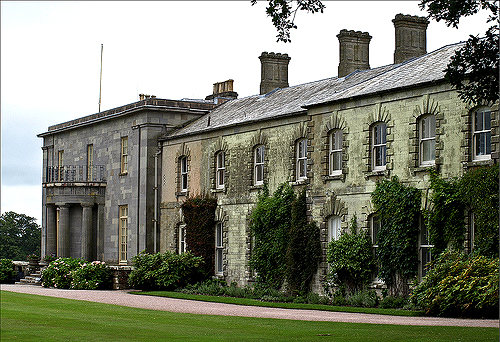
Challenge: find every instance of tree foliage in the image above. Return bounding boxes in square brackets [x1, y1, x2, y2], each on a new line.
[419, 0, 499, 104]
[181, 194, 218, 277]
[326, 216, 375, 295]
[286, 188, 321, 295]
[0, 212, 41, 260]
[371, 177, 422, 297]
[251, 0, 325, 42]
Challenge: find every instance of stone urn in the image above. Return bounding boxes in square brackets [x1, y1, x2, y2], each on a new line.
[27, 256, 40, 267]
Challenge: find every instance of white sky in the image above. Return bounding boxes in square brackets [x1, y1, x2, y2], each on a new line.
[0, 1, 492, 224]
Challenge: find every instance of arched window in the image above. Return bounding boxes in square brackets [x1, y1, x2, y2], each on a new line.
[372, 123, 387, 170]
[473, 107, 491, 160]
[254, 145, 265, 185]
[419, 115, 436, 166]
[329, 130, 342, 176]
[179, 156, 188, 192]
[328, 216, 341, 242]
[215, 151, 225, 189]
[296, 139, 308, 181]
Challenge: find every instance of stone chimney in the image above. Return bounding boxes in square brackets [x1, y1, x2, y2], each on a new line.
[259, 52, 291, 95]
[393, 14, 429, 64]
[205, 79, 238, 104]
[337, 30, 371, 78]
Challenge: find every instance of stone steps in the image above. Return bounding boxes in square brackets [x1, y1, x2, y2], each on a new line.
[16, 270, 42, 286]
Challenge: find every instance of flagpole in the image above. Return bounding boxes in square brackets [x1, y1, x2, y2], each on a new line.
[99, 44, 103, 113]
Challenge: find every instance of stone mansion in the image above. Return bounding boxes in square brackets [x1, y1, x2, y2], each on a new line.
[38, 14, 498, 290]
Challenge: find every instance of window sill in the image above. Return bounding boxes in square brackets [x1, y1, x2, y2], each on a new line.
[290, 179, 307, 186]
[211, 188, 226, 194]
[323, 174, 345, 183]
[176, 191, 189, 198]
[119, 172, 128, 176]
[364, 169, 389, 180]
[249, 184, 265, 191]
[465, 158, 493, 169]
[412, 164, 436, 175]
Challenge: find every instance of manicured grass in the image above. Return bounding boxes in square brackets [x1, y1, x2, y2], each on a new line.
[135, 290, 423, 317]
[1, 291, 498, 342]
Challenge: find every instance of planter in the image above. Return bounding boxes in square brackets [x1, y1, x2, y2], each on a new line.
[28, 257, 40, 267]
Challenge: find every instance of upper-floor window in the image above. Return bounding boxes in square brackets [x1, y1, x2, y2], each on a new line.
[254, 145, 265, 185]
[372, 123, 387, 171]
[296, 139, 308, 181]
[87, 144, 94, 181]
[328, 216, 341, 242]
[419, 115, 436, 166]
[329, 130, 343, 176]
[121, 137, 129, 174]
[58, 150, 64, 181]
[473, 107, 491, 160]
[216, 151, 225, 189]
[180, 156, 188, 192]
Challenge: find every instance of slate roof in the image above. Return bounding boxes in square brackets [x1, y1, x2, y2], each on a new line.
[165, 42, 464, 139]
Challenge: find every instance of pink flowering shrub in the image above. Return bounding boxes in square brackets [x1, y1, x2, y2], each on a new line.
[42, 258, 112, 290]
[71, 261, 112, 290]
[42, 257, 84, 289]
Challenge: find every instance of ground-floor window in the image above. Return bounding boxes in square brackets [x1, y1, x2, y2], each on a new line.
[178, 224, 186, 254]
[119, 205, 128, 264]
[215, 222, 223, 275]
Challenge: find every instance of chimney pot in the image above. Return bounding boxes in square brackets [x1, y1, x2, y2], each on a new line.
[337, 30, 372, 78]
[393, 14, 429, 64]
[259, 52, 291, 95]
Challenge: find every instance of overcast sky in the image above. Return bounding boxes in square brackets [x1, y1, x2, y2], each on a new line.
[1, 1, 492, 224]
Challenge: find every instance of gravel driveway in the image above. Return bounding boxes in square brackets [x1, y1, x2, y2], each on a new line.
[2, 284, 498, 328]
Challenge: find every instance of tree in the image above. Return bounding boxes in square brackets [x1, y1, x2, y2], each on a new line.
[419, 0, 499, 104]
[0, 211, 41, 260]
[251, 0, 325, 42]
[255, 0, 499, 104]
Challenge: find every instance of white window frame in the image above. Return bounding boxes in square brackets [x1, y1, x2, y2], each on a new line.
[473, 107, 491, 161]
[328, 216, 341, 242]
[296, 139, 308, 181]
[370, 215, 380, 249]
[119, 205, 128, 264]
[178, 224, 187, 254]
[215, 151, 225, 189]
[372, 123, 387, 171]
[121, 136, 129, 174]
[180, 156, 188, 192]
[215, 222, 223, 275]
[329, 130, 343, 176]
[419, 115, 436, 166]
[418, 215, 433, 279]
[254, 145, 265, 185]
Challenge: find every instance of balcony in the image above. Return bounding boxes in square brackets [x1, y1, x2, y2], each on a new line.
[44, 165, 106, 184]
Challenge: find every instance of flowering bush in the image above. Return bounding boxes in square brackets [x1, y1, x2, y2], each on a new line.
[27, 253, 39, 260]
[71, 261, 112, 290]
[43, 253, 57, 263]
[42, 257, 84, 289]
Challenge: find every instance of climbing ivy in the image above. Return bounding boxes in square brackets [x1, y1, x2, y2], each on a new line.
[371, 176, 422, 297]
[286, 189, 321, 296]
[249, 184, 295, 290]
[181, 193, 218, 277]
[427, 164, 499, 258]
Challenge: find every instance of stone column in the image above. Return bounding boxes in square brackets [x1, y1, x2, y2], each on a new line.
[57, 204, 70, 257]
[81, 203, 93, 261]
[46, 204, 57, 257]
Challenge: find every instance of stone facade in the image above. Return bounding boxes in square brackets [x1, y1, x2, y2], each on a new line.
[38, 98, 215, 264]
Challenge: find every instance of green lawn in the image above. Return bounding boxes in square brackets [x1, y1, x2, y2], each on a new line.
[136, 290, 423, 316]
[1, 291, 498, 342]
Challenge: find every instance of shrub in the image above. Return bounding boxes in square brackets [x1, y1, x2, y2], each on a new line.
[128, 251, 206, 291]
[379, 296, 408, 309]
[42, 257, 84, 289]
[326, 216, 375, 294]
[410, 249, 499, 318]
[0, 259, 17, 284]
[346, 290, 379, 308]
[71, 261, 112, 290]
